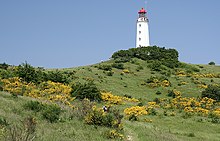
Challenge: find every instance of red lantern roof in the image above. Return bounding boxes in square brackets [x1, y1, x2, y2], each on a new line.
[138, 8, 146, 14]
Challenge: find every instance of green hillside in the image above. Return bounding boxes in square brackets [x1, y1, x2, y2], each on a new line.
[0, 46, 220, 141]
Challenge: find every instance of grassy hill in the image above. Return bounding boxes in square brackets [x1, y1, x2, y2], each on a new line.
[1, 47, 220, 141]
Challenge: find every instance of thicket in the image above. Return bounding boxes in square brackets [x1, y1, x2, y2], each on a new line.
[24, 101, 62, 123]
[112, 46, 179, 68]
[0, 63, 9, 70]
[0, 62, 72, 84]
[202, 85, 220, 102]
[71, 81, 102, 102]
[208, 61, 215, 65]
[74, 99, 123, 128]
[112, 63, 124, 70]
[16, 62, 45, 83]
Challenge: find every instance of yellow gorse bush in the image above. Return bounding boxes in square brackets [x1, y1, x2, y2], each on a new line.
[1, 77, 74, 108]
[213, 108, 220, 117]
[124, 106, 147, 116]
[101, 92, 139, 105]
[197, 84, 208, 89]
[166, 96, 216, 116]
[2, 77, 38, 96]
[122, 69, 130, 74]
[147, 79, 171, 88]
[176, 71, 220, 78]
[101, 92, 123, 104]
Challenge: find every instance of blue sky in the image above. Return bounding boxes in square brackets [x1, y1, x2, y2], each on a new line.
[0, 0, 220, 68]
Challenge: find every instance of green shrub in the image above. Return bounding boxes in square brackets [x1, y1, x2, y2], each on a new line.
[0, 68, 17, 79]
[106, 71, 114, 76]
[0, 116, 9, 127]
[148, 61, 163, 71]
[111, 46, 179, 69]
[98, 64, 112, 71]
[73, 99, 95, 119]
[84, 107, 123, 129]
[208, 61, 215, 65]
[16, 62, 44, 83]
[112, 63, 124, 69]
[0, 81, 3, 91]
[24, 101, 44, 113]
[123, 94, 132, 99]
[137, 102, 144, 106]
[136, 65, 144, 72]
[24, 101, 62, 123]
[0, 63, 9, 70]
[128, 114, 138, 121]
[187, 132, 195, 137]
[156, 91, 162, 95]
[202, 85, 220, 101]
[71, 81, 102, 102]
[45, 70, 70, 84]
[42, 104, 62, 123]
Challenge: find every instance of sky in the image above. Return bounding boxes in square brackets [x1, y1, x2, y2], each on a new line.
[0, 0, 220, 68]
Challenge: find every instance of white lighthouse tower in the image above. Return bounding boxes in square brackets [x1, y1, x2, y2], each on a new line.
[136, 8, 150, 47]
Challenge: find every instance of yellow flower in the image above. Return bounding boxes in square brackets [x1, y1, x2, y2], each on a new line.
[124, 106, 147, 116]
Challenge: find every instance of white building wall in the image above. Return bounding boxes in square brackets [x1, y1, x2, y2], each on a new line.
[136, 19, 150, 47]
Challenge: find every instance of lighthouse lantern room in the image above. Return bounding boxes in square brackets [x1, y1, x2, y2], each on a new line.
[136, 8, 150, 47]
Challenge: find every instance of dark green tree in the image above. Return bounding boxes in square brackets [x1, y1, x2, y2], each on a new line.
[208, 61, 215, 65]
[16, 62, 39, 83]
[71, 81, 102, 102]
[202, 85, 220, 102]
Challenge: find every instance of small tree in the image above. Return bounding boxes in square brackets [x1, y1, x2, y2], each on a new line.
[16, 62, 40, 83]
[208, 61, 215, 65]
[71, 81, 102, 102]
[202, 85, 220, 101]
[0, 62, 9, 70]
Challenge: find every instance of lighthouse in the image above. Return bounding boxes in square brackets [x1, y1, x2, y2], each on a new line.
[136, 8, 150, 48]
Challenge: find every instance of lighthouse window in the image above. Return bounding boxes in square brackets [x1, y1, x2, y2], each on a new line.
[139, 24, 141, 27]
[139, 31, 141, 34]
[139, 38, 141, 41]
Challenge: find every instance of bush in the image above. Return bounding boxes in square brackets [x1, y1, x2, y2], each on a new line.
[71, 81, 102, 102]
[208, 61, 215, 65]
[0, 116, 9, 127]
[84, 107, 123, 128]
[202, 85, 220, 102]
[128, 114, 139, 121]
[0, 63, 9, 70]
[136, 65, 144, 72]
[156, 91, 162, 95]
[45, 70, 69, 84]
[42, 104, 62, 123]
[111, 46, 179, 69]
[0, 69, 16, 79]
[112, 63, 124, 70]
[0, 81, 3, 91]
[148, 61, 163, 71]
[98, 64, 112, 71]
[106, 71, 114, 76]
[16, 62, 43, 83]
[104, 129, 124, 140]
[24, 101, 62, 123]
[73, 99, 95, 119]
[24, 101, 44, 113]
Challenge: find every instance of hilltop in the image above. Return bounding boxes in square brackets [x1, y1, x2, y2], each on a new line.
[0, 46, 220, 141]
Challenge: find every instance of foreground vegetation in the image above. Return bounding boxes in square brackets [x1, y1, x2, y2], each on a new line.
[1, 46, 220, 141]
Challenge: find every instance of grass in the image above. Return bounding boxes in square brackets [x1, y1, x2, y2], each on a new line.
[0, 92, 114, 141]
[1, 59, 220, 140]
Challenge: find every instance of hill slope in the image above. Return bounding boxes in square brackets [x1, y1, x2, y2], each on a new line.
[1, 47, 220, 141]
